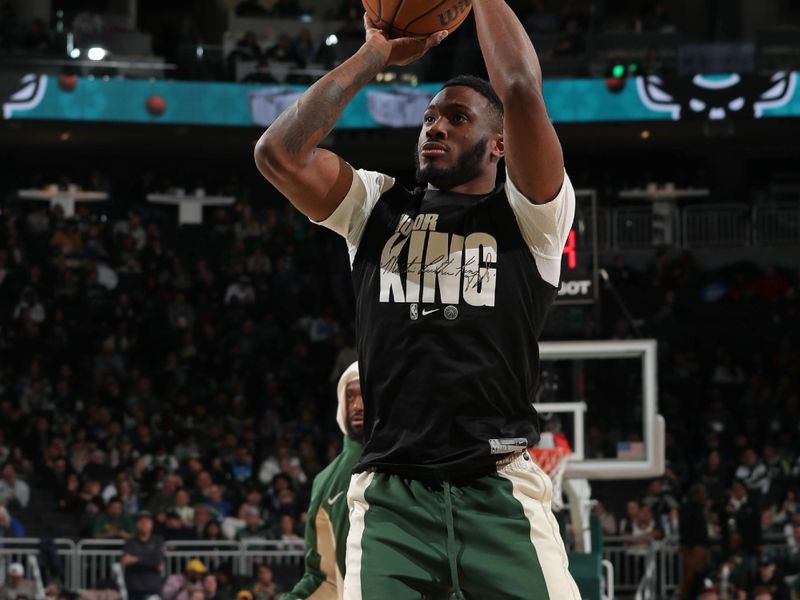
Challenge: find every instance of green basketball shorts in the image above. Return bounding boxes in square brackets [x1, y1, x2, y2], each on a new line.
[343, 450, 581, 599]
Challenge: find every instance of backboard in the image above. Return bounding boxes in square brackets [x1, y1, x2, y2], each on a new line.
[535, 339, 665, 480]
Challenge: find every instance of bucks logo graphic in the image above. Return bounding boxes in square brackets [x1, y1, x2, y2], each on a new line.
[2, 73, 47, 119]
[637, 72, 797, 120]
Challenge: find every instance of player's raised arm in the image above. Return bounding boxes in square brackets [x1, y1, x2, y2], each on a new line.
[254, 17, 448, 222]
[472, 0, 564, 205]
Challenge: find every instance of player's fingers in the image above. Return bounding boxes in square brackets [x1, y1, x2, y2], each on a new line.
[424, 30, 449, 50]
[363, 13, 379, 32]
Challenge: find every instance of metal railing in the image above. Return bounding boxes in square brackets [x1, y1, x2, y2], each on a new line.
[754, 202, 800, 245]
[2, 535, 795, 598]
[603, 536, 681, 599]
[0, 538, 77, 590]
[72, 539, 305, 590]
[598, 201, 800, 249]
[682, 204, 751, 247]
[603, 536, 661, 598]
[613, 207, 658, 249]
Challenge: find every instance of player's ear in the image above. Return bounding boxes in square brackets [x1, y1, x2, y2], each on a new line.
[491, 133, 505, 160]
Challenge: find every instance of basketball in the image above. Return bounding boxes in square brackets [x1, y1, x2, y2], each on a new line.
[363, 0, 472, 37]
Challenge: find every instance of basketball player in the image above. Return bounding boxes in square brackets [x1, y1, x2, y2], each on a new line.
[255, 1, 580, 597]
[284, 363, 363, 600]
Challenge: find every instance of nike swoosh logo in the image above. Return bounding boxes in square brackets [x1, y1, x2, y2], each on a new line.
[422, 309, 439, 316]
[327, 492, 345, 505]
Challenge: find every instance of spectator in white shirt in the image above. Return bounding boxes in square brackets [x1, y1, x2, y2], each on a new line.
[0, 464, 29, 509]
[734, 448, 769, 498]
[0, 563, 36, 600]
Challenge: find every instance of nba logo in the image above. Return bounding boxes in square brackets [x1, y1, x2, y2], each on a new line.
[410, 304, 418, 320]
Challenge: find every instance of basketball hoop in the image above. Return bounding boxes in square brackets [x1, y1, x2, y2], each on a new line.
[530, 445, 571, 511]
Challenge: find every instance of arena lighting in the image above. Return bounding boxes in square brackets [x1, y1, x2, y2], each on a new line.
[87, 47, 107, 61]
[611, 63, 626, 79]
[325, 34, 338, 46]
[69, 48, 80, 58]
[610, 62, 641, 80]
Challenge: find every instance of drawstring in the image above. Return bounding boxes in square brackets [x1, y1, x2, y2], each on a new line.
[443, 481, 465, 600]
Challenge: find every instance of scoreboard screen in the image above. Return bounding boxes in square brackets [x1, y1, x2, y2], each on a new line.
[556, 190, 598, 305]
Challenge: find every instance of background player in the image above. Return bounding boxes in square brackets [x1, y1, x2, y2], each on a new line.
[255, 1, 579, 598]
[284, 363, 364, 600]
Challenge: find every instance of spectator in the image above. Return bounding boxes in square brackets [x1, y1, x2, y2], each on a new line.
[293, 29, 316, 65]
[224, 275, 256, 306]
[278, 514, 301, 543]
[173, 488, 195, 527]
[624, 505, 663, 555]
[640, 477, 679, 520]
[12, 288, 45, 325]
[232, 32, 262, 62]
[785, 511, 800, 566]
[264, 34, 306, 68]
[205, 485, 232, 518]
[592, 500, 618, 536]
[202, 520, 225, 544]
[720, 479, 761, 553]
[50, 221, 82, 256]
[0, 464, 30, 509]
[147, 473, 180, 514]
[168, 293, 196, 330]
[747, 551, 790, 600]
[242, 59, 278, 84]
[618, 500, 639, 535]
[0, 505, 24, 537]
[161, 559, 207, 600]
[679, 484, 711, 600]
[250, 564, 281, 600]
[202, 574, 220, 600]
[192, 503, 214, 538]
[92, 496, 135, 539]
[122, 511, 165, 600]
[229, 448, 253, 483]
[235, 506, 271, 541]
[697, 449, 728, 504]
[0, 563, 36, 600]
[159, 510, 195, 541]
[735, 447, 770, 499]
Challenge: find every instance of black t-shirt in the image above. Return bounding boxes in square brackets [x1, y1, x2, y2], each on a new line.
[318, 169, 574, 480]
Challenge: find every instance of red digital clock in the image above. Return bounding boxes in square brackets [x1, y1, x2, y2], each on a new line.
[556, 191, 598, 305]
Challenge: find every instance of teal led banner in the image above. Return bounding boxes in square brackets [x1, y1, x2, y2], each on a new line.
[2, 72, 798, 127]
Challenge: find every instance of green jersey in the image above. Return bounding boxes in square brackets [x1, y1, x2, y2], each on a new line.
[283, 437, 363, 600]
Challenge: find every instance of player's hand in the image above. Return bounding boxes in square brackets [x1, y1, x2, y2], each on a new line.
[364, 14, 448, 67]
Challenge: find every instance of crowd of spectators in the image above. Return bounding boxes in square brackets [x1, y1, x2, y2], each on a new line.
[585, 252, 800, 598]
[1, 167, 799, 600]
[0, 171, 357, 597]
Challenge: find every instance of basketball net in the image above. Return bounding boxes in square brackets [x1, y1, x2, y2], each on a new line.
[531, 432, 571, 512]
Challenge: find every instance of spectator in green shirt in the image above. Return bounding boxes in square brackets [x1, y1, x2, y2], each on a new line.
[92, 496, 135, 539]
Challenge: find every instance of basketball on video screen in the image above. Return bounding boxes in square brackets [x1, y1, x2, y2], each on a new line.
[363, 0, 472, 37]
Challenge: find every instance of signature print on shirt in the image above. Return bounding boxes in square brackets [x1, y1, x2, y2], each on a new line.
[379, 213, 497, 307]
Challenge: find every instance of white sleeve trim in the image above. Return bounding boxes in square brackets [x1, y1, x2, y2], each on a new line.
[312, 167, 395, 265]
[504, 169, 576, 288]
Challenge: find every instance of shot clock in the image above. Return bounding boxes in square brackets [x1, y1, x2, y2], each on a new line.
[556, 190, 598, 305]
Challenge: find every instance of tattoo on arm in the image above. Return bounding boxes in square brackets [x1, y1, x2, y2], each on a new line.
[280, 45, 385, 156]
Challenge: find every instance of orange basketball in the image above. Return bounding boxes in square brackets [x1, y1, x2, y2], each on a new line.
[363, 0, 472, 37]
